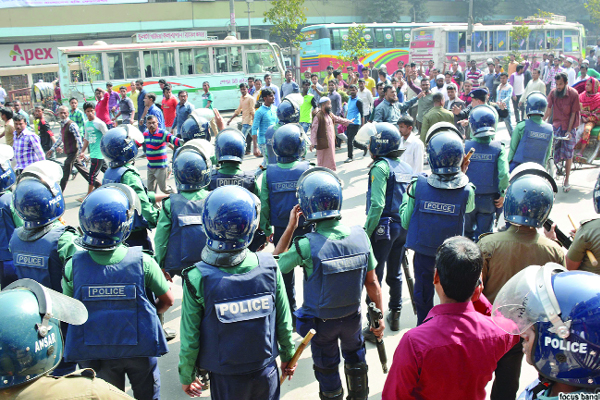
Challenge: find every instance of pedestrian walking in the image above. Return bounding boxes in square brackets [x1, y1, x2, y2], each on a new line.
[310, 97, 351, 171]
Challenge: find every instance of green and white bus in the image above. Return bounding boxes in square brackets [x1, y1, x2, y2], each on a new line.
[57, 38, 286, 110]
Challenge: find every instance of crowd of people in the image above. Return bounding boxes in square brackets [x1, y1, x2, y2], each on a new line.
[1, 51, 600, 400]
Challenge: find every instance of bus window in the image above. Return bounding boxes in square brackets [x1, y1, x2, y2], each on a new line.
[413, 29, 433, 41]
[513, 34, 527, 51]
[108, 53, 124, 80]
[447, 32, 467, 53]
[330, 29, 341, 50]
[195, 48, 210, 74]
[492, 31, 507, 52]
[393, 28, 409, 48]
[229, 47, 243, 72]
[213, 47, 229, 73]
[304, 29, 320, 41]
[382, 28, 393, 48]
[123, 52, 140, 80]
[159, 50, 175, 77]
[472, 31, 487, 52]
[374, 29, 384, 48]
[363, 28, 374, 48]
[143, 51, 159, 78]
[547, 30, 563, 50]
[529, 30, 545, 51]
[246, 49, 279, 74]
[70, 54, 103, 82]
[564, 30, 579, 52]
[179, 49, 195, 75]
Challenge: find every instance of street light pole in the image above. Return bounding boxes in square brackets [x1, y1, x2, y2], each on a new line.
[229, 0, 237, 37]
[466, 0, 473, 63]
[246, 0, 254, 39]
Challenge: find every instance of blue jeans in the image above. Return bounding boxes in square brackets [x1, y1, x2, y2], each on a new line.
[413, 252, 436, 325]
[298, 312, 366, 393]
[501, 116, 513, 136]
[210, 360, 280, 400]
[299, 122, 310, 133]
[259, 143, 268, 168]
[366, 221, 406, 311]
[464, 193, 497, 242]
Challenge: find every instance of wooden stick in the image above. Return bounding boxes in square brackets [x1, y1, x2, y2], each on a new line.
[280, 329, 316, 385]
[568, 215, 598, 267]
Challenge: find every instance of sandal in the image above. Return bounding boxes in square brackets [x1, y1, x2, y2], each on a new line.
[76, 197, 85, 203]
[563, 182, 571, 193]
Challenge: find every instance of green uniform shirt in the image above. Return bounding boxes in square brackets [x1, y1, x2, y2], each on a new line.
[62, 244, 170, 298]
[178, 252, 294, 385]
[364, 158, 395, 237]
[508, 115, 553, 164]
[154, 189, 209, 269]
[259, 161, 301, 236]
[215, 162, 261, 196]
[277, 219, 377, 278]
[470, 136, 510, 196]
[121, 163, 158, 229]
[568, 218, 600, 274]
[400, 178, 476, 230]
[420, 106, 456, 143]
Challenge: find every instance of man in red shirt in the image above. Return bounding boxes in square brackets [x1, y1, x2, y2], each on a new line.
[161, 84, 177, 132]
[544, 72, 581, 192]
[382, 236, 519, 400]
[94, 88, 113, 129]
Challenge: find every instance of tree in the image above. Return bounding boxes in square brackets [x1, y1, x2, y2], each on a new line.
[362, 0, 402, 24]
[407, 0, 429, 23]
[338, 25, 371, 64]
[472, 0, 498, 22]
[70, 55, 101, 94]
[263, 0, 307, 66]
[509, 17, 531, 51]
[586, 0, 600, 28]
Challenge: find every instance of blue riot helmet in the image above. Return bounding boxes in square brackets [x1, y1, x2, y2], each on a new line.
[369, 122, 405, 158]
[469, 104, 497, 137]
[173, 140, 212, 191]
[594, 172, 600, 214]
[180, 113, 210, 141]
[525, 91, 548, 117]
[493, 263, 600, 387]
[504, 162, 557, 228]
[215, 128, 246, 163]
[273, 123, 306, 163]
[425, 122, 465, 174]
[297, 167, 343, 222]
[0, 279, 88, 389]
[77, 183, 142, 250]
[201, 186, 260, 266]
[277, 98, 300, 124]
[13, 160, 65, 228]
[0, 144, 15, 193]
[100, 125, 144, 168]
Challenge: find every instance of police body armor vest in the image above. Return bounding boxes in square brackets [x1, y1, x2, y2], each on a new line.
[10, 225, 67, 292]
[208, 169, 256, 192]
[103, 166, 149, 231]
[265, 126, 278, 165]
[64, 247, 168, 362]
[465, 140, 501, 195]
[0, 191, 16, 261]
[196, 253, 279, 375]
[405, 175, 470, 257]
[302, 226, 370, 319]
[164, 193, 206, 272]
[512, 119, 553, 166]
[366, 158, 413, 221]
[266, 161, 310, 227]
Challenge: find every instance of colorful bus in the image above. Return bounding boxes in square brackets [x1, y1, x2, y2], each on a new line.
[409, 16, 585, 69]
[300, 23, 426, 76]
[57, 38, 286, 111]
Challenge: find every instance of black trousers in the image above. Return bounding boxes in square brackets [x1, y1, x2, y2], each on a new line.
[60, 152, 96, 192]
[491, 340, 524, 400]
[346, 124, 366, 158]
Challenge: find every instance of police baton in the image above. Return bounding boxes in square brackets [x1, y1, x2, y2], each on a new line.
[568, 215, 598, 266]
[402, 252, 417, 315]
[280, 329, 316, 385]
[368, 302, 388, 374]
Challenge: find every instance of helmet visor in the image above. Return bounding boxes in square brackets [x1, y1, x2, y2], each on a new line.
[101, 183, 143, 218]
[4, 279, 88, 326]
[492, 264, 567, 336]
[0, 144, 14, 165]
[180, 139, 215, 163]
[124, 124, 145, 144]
[509, 162, 558, 192]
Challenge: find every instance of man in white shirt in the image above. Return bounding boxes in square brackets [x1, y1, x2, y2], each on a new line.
[564, 57, 577, 86]
[0, 83, 6, 105]
[357, 78, 374, 120]
[431, 74, 449, 102]
[397, 115, 424, 174]
[509, 64, 527, 123]
[519, 68, 547, 111]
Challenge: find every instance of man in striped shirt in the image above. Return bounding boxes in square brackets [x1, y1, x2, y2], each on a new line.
[69, 98, 86, 132]
[143, 114, 182, 194]
[466, 60, 483, 88]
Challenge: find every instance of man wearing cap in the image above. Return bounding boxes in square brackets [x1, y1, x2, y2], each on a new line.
[431, 74, 449, 101]
[453, 88, 508, 129]
[564, 57, 577, 86]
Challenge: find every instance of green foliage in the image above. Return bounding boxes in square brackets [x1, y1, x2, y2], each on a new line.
[509, 17, 531, 51]
[472, 0, 498, 22]
[362, 0, 402, 24]
[407, 0, 429, 23]
[586, 0, 600, 28]
[263, 0, 307, 51]
[70, 55, 101, 93]
[338, 25, 371, 63]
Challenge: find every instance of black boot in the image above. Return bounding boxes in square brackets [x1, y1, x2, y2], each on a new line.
[386, 310, 401, 331]
[320, 387, 344, 400]
[345, 362, 369, 400]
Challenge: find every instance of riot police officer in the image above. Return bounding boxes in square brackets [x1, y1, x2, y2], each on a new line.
[363, 123, 413, 336]
[464, 105, 509, 241]
[0, 145, 22, 289]
[401, 122, 476, 325]
[178, 185, 296, 400]
[9, 160, 79, 294]
[62, 184, 174, 400]
[0, 279, 134, 399]
[155, 140, 212, 279]
[492, 263, 600, 398]
[508, 92, 554, 172]
[101, 126, 167, 251]
[260, 122, 311, 323]
[274, 168, 384, 400]
[179, 111, 211, 141]
[478, 164, 565, 400]
[264, 98, 300, 167]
